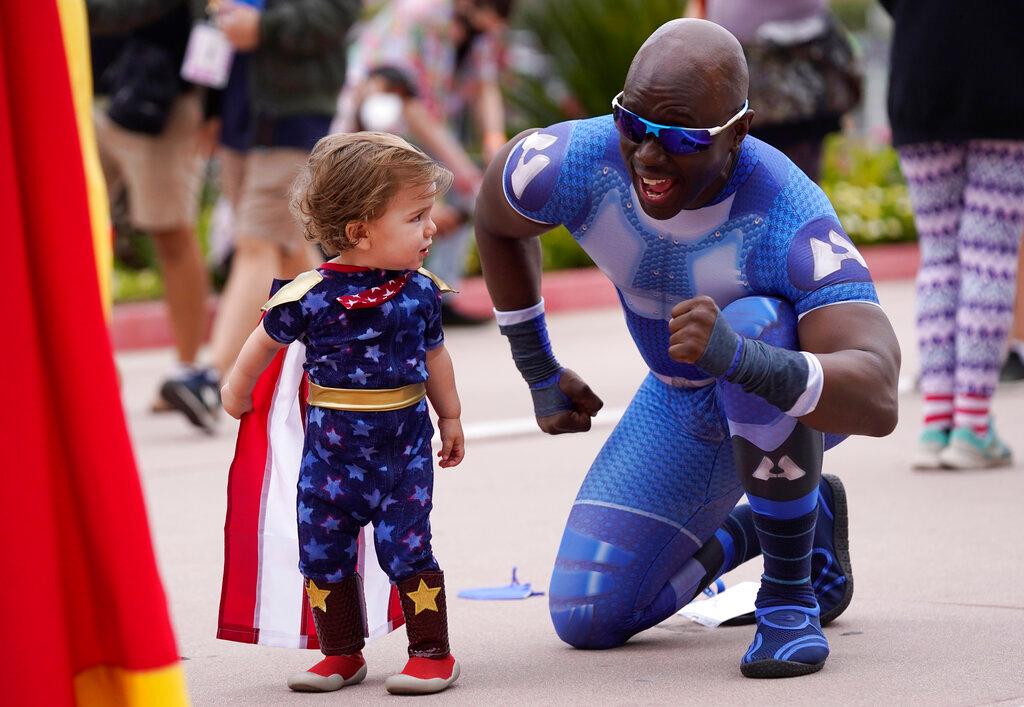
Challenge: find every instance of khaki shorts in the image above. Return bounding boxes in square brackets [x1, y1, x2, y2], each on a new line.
[218, 146, 310, 253]
[94, 92, 205, 232]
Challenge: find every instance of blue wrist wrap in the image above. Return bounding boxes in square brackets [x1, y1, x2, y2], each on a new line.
[498, 313, 573, 416]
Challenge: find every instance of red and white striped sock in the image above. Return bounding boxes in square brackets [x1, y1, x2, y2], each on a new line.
[922, 393, 954, 432]
[954, 393, 990, 435]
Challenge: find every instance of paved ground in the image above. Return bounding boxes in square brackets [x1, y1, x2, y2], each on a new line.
[118, 279, 1024, 706]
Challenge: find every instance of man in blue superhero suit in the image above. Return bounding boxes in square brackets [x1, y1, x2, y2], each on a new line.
[474, 19, 900, 678]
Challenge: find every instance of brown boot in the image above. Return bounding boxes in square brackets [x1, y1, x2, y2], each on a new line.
[287, 575, 368, 692]
[384, 570, 460, 695]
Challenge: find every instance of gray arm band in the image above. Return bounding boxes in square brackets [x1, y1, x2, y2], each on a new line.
[727, 339, 811, 413]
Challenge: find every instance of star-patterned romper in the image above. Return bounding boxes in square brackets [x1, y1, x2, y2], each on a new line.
[261, 262, 446, 585]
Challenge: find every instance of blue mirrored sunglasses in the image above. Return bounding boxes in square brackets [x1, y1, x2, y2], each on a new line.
[611, 92, 749, 155]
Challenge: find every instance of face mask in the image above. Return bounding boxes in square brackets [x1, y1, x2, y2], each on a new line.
[358, 92, 405, 133]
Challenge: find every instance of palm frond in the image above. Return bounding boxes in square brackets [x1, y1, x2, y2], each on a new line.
[507, 0, 687, 130]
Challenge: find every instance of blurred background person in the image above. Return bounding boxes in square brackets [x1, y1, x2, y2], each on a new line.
[691, 0, 861, 184]
[1000, 245, 1024, 382]
[88, 0, 215, 422]
[335, 0, 513, 325]
[203, 0, 360, 425]
[881, 0, 1024, 469]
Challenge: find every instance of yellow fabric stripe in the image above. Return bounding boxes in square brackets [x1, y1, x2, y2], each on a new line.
[416, 267, 457, 294]
[56, 0, 114, 314]
[261, 269, 324, 310]
[307, 381, 427, 412]
[74, 663, 189, 707]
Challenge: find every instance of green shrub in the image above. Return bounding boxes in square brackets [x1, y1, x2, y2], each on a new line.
[820, 135, 916, 244]
[113, 266, 164, 302]
[829, 0, 874, 33]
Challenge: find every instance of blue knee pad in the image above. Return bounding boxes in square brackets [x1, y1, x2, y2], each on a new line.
[720, 296, 798, 349]
[549, 503, 702, 649]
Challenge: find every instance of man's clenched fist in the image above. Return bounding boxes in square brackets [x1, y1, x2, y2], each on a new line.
[668, 295, 722, 365]
[535, 369, 604, 435]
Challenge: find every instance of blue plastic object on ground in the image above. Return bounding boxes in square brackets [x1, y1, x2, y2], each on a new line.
[703, 578, 727, 597]
[457, 568, 544, 600]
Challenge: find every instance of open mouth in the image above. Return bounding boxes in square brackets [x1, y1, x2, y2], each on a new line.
[636, 175, 678, 205]
[418, 247, 430, 258]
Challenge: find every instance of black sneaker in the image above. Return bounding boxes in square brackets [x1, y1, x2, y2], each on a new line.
[440, 302, 490, 327]
[160, 367, 220, 434]
[999, 350, 1024, 383]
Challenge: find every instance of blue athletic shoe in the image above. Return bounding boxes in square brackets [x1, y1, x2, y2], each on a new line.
[740, 605, 829, 678]
[725, 474, 852, 627]
[813, 474, 853, 625]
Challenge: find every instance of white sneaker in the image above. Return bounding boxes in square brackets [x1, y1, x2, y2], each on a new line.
[912, 428, 950, 470]
[939, 425, 1013, 470]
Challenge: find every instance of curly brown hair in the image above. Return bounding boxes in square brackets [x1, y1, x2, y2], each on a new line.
[289, 132, 454, 253]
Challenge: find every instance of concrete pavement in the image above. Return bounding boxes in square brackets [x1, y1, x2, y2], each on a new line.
[118, 279, 1024, 705]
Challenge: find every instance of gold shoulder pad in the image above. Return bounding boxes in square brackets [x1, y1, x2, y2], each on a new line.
[260, 270, 324, 311]
[416, 267, 458, 294]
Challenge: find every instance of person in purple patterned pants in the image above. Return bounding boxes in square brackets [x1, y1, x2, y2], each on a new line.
[883, 0, 1024, 469]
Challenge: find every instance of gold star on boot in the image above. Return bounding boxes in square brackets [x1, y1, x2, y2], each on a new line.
[405, 579, 441, 615]
[306, 580, 331, 612]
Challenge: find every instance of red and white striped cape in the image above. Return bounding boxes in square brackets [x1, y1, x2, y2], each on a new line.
[217, 342, 404, 649]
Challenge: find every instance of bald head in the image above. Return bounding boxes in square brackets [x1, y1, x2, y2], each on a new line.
[625, 18, 748, 125]
[616, 20, 754, 218]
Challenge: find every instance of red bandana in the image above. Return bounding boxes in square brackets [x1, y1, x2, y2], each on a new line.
[337, 272, 412, 310]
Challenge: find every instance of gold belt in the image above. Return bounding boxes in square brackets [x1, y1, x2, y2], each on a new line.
[306, 381, 426, 412]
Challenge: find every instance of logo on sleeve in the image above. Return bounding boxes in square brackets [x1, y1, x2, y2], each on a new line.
[511, 132, 558, 198]
[787, 218, 870, 291]
[810, 229, 867, 281]
[503, 121, 573, 213]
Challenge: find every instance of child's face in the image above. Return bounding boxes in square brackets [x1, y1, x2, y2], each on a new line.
[359, 182, 438, 270]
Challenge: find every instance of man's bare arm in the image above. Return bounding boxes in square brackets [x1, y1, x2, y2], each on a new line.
[797, 302, 901, 437]
[475, 130, 604, 434]
[670, 298, 900, 437]
[475, 130, 552, 310]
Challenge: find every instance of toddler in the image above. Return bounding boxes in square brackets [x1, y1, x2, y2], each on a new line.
[222, 132, 464, 695]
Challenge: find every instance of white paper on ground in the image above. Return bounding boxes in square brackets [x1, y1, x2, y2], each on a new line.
[677, 581, 758, 628]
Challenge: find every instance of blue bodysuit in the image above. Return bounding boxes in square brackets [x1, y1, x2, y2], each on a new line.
[262, 263, 446, 585]
[501, 117, 879, 648]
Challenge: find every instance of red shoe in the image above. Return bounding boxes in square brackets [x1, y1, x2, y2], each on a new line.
[287, 653, 367, 692]
[384, 654, 460, 695]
